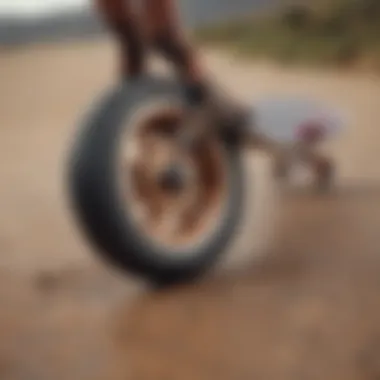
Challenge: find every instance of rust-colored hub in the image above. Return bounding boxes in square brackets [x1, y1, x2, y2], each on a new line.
[120, 106, 227, 250]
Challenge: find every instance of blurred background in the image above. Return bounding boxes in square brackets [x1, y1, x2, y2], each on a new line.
[0, 1, 380, 379]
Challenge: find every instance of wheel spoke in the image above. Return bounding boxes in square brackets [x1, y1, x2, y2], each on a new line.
[157, 199, 181, 239]
[122, 142, 140, 168]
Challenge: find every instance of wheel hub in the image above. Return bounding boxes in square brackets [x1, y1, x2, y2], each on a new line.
[120, 104, 227, 250]
[157, 163, 188, 193]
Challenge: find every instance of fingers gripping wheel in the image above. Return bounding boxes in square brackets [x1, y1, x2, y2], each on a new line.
[68, 76, 245, 286]
[217, 110, 251, 145]
[205, 87, 253, 146]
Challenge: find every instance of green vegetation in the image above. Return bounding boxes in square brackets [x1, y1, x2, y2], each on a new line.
[194, 0, 380, 70]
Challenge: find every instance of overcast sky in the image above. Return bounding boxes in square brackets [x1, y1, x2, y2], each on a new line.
[0, 0, 270, 27]
[0, 0, 89, 18]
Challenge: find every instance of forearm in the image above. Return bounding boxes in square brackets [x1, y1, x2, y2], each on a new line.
[95, 0, 145, 76]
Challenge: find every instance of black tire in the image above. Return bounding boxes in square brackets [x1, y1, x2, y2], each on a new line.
[67, 75, 245, 285]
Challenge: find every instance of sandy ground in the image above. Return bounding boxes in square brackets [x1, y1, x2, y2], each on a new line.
[0, 38, 380, 380]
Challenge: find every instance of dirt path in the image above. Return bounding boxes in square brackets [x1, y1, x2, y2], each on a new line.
[0, 39, 380, 380]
